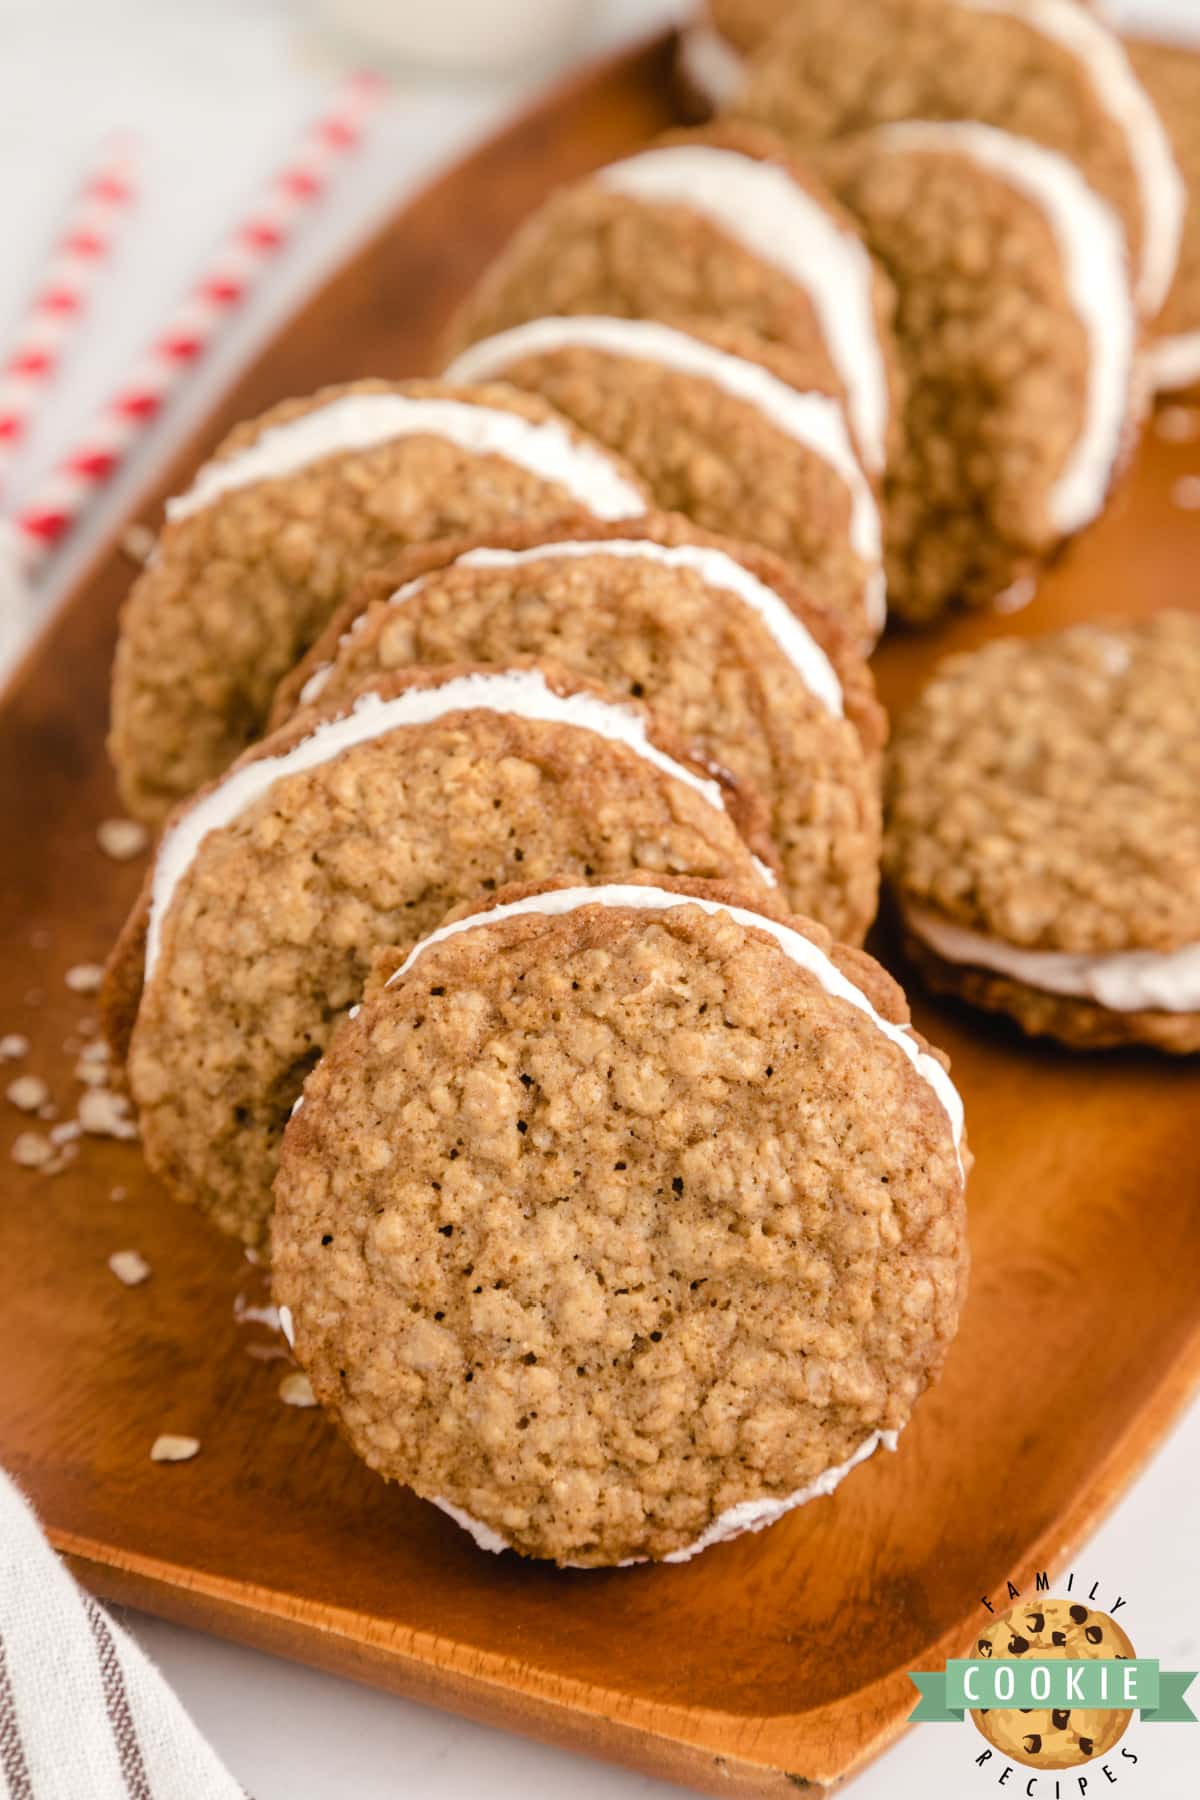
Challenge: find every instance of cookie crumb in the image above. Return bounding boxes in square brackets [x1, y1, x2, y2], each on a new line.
[993, 575, 1036, 614]
[78, 1088, 138, 1140]
[0, 1035, 29, 1060]
[50, 1121, 81, 1146]
[75, 1040, 113, 1087]
[11, 1131, 54, 1168]
[109, 1249, 151, 1286]
[1170, 475, 1200, 510]
[65, 963, 104, 995]
[121, 523, 156, 567]
[6, 1075, 49, 1112]
[150, 1434, 199, 1463]
[97, 818, 149, 862]
[111, 1185, 127, 1202]
[1156, 405, 1200, 443]
[279, 1371, 317, 1408]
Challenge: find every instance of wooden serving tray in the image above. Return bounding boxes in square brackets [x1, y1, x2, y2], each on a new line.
[2, 31, 1198, 1797]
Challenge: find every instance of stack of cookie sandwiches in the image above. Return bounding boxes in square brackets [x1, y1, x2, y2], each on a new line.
[671, 0, 1195, 619]
[101, 0, 1196, 1569]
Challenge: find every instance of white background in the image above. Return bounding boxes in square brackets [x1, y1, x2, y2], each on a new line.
[1, 2, 1197, 1794]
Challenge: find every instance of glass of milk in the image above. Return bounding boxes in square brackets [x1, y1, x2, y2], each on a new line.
[307, 0, 594, 73]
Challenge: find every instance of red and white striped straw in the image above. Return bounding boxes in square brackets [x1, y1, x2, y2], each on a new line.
[1, 70, 386, 594]
[0, 133, 139, 500]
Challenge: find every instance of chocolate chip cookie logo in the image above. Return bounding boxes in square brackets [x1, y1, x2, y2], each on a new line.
[969, 1600, 1137, 1769]
[909, 1573, 1197, 1790]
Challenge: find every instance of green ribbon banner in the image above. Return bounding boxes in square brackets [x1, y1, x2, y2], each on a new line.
[908, 1659, 1197, 1724]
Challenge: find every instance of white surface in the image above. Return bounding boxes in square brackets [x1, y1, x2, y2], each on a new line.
[2, 1, 1197, 1796]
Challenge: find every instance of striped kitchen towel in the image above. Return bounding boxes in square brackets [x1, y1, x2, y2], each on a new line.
[0, 1471, 243, 1799]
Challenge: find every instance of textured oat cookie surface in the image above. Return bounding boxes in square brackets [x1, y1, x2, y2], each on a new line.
[727, 0, 1148, 286]
[271, 877, 968, 1566]
[887, 614, 1200, 950]
[815, 131, 1107, 623]
[272, 514, 885, 941]
[448, 313, 879, 637]
[106, 665, 774, 1251]
[446, 124, 905, 465]
[108, 378, 648, 824]
[886, 614, 1200, 1049]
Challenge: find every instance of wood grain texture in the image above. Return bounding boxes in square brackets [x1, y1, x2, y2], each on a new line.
[2, 29, 1199, 1796]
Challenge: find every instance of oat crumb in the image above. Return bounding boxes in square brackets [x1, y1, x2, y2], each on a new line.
[97, 818, 149, 862]
[78, 1088, 138, 1140]
[1156, 405, 1200, 443]
[7, 1075, 49, 1112]
[279, 1371, 317, 1408]
[1171, 475, 1200, 511]
[109, 1249, 151, 1286]
[65, 964, 104, 995]
[150, 1434, 199, 1463]
[12, 1131, 53, 1168]
[50, 1121, 82, 1146]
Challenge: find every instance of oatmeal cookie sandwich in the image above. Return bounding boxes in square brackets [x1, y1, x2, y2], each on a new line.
[886, 612, 1200, 1051]
[272, 873, 969, 1566]
[109, 378, 650, 822]
[446, 124, 904, 477]
[443, 313, 885, 643]
[103, 664, 778, 1250]
[272, 513, 886, 940]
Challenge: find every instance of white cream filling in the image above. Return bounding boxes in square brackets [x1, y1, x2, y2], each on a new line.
[963, 0, 1185, 315]
[378, 534, 846, 715]
[873, 121, 1134, 534]
[430, 1428, 899, 1565]
[389, 883, 966, 1161]
[599, 146, 890, 473]
[143, 673, 736, 983]
[677, 20, 747, 108]
[659, 1427, 900, 1563]
[1143, 334, 1200, 396]
[905, 904, 1200, 1012]
[445, 316, 884, 630]
[165, 393, 647, 524]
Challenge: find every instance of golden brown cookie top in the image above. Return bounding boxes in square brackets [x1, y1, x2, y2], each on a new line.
[271, 874, 968, 1565]
[886, 613, 1200, 953]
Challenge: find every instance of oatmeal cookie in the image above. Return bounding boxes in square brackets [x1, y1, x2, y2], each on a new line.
[886, 612, 1200, 1050]
[444, 313, 885, 642]
[724, 0, 1183, 319]
[103, 664, 776, 1249]
[446, 123, 904, 476]
[814, 122, 1138, 623]
[270, 512, 885, 939]
[108, 378, 650, 822]
[271, 873, 969, 1566]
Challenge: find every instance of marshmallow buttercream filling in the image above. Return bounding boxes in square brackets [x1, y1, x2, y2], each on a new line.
[599, 145, 890, 473]
[143, 673, 744, 982]
[905, 905, 1200, 1012]
[165, 393, 647, 524]
[445, 315, 884, 628]
[873, 121, 1135, 534]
